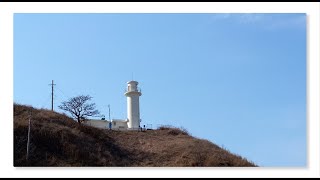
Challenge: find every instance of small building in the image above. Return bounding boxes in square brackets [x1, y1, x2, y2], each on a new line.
[110, 119, 128, 130]
[83, 119, 109, 129]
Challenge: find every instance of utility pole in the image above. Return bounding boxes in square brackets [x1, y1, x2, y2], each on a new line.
[49, 80, 56, 111]
[26, 110, 32, 161]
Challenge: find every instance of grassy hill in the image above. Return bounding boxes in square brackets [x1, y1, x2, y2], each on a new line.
[14, 104, 257, 167]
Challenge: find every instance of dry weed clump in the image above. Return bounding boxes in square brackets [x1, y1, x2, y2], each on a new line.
[158, 125, 189, 136]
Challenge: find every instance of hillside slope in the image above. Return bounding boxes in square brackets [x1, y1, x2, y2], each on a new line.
[14, 104, 256, 167]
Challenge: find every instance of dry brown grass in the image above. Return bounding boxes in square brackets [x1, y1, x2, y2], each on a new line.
[158, 125, 190, 136]
[14, 104, 257, 167]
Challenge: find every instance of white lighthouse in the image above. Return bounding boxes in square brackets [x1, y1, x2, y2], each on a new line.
[83, 80, 142, 131]
[124, 81, 142, 129]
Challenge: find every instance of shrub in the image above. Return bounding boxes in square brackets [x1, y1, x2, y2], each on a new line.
[158, 125, 189, 136]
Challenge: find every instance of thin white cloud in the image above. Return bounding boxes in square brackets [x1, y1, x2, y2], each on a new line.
[209, 13, 305, 30]
[237, 13, 266, 24]
[267, 14, 306, 30]
[209, 13, 265, 24]
[210, 13, 232, 20]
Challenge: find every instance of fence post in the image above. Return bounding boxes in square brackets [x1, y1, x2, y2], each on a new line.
[26, 110, 32, 161]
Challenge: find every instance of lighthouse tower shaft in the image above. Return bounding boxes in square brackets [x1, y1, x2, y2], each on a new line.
[124, 81, 142, 129]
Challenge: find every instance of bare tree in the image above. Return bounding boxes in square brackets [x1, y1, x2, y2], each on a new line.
[58, 95, 100, 125]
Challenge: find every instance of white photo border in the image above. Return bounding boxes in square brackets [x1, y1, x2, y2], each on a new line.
[0, 2, 319, 178]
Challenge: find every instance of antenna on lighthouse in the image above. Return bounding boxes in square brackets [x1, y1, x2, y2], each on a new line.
[108, 104, 111, 121]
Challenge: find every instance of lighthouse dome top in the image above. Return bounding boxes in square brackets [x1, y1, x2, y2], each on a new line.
[125, 80, 141, 96]
[127, 80, 139, 85]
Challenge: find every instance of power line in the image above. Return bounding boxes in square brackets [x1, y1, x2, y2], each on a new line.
[53, 87, 70, 113]
[56, 86, 70, 100]
[39, 94, 51, 109]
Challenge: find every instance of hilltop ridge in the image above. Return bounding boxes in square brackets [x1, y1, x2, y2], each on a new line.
[14, 104, 256, 167]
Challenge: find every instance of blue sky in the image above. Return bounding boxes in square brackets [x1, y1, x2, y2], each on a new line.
[14, 13, 306, 167]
